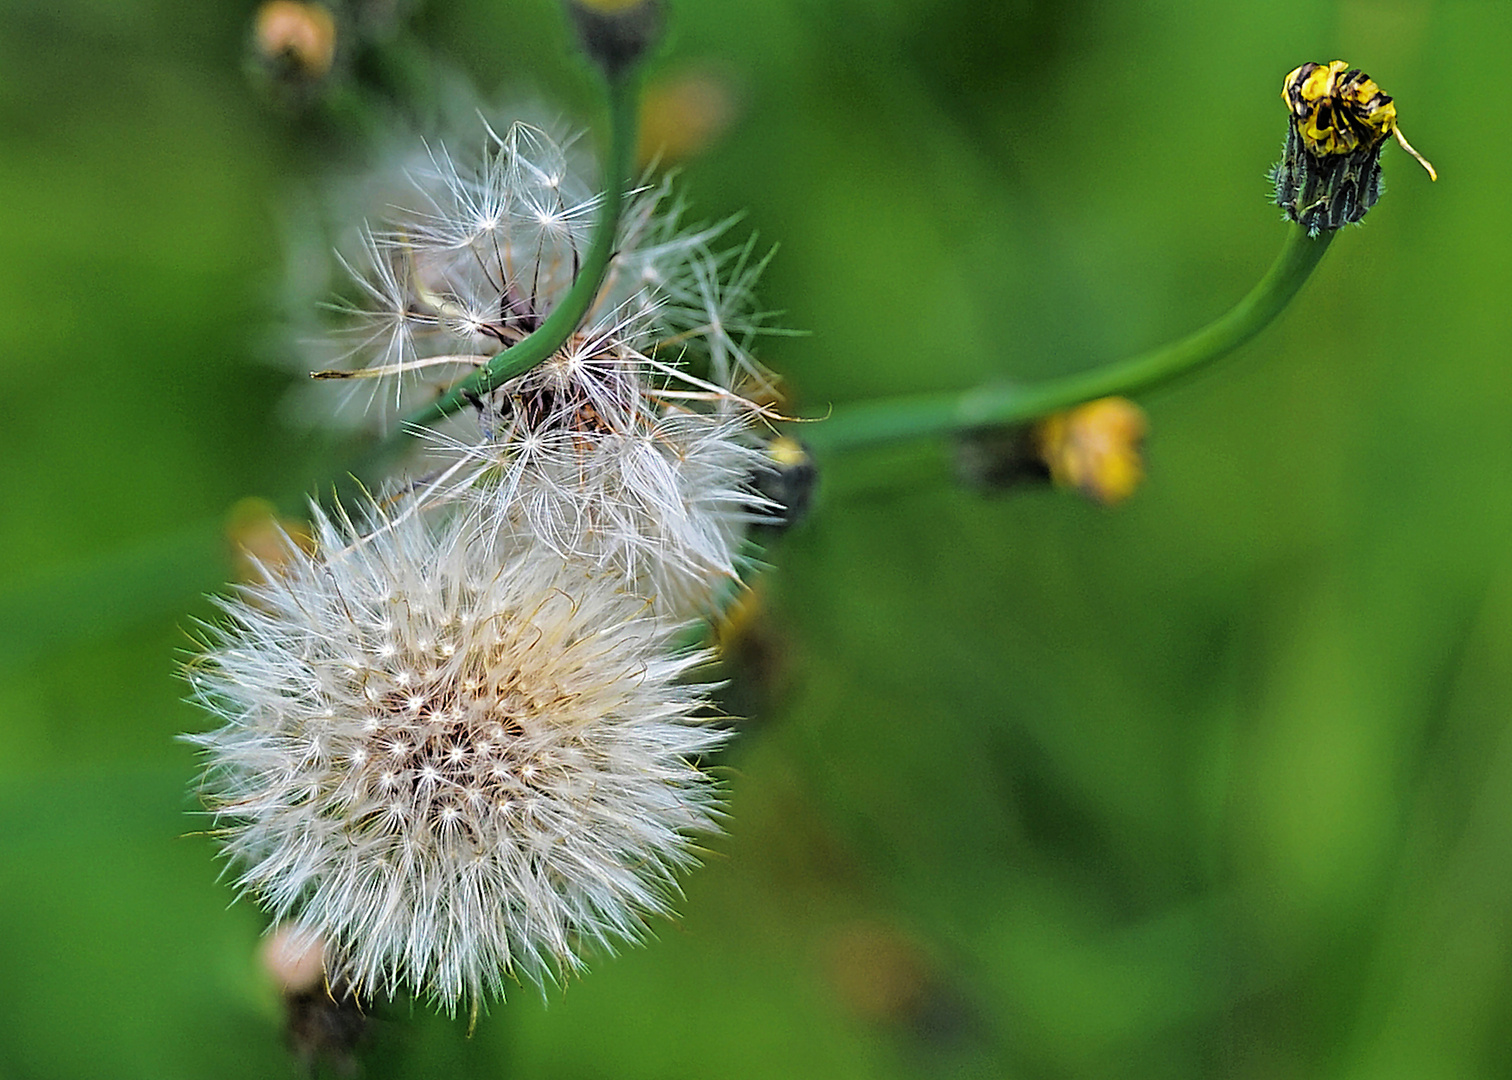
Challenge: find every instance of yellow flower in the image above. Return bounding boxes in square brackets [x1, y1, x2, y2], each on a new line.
[1035, 397, 1148, 507]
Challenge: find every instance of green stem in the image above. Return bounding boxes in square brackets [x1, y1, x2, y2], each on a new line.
[362, 71, 639, 469]
[802, 225, 1334, 455]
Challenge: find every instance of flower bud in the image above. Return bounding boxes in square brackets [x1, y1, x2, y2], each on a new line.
[261, 923, 327, 997]
[253, 1, 337, 81]
[225, 497, 313, 586]
[638, 67, 739, 168]
[1034, 397, 1147, 507]
[709, 580, 793, 724]
[822, 920, 933, 1027]
[749, 435, 817, 534]
[260, 925, 368, 1073]
[953, 424, 1049, 494]
[1273, 60, 1436, 236]
[954, 397, 1147, 506]
[566, 0, 665, 81]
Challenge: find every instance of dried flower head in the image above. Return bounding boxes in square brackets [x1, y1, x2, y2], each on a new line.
[186, 500, 725, 1011]
[321, 119, 772, 425]
[318, 117, 780, 611]
[445, 328, 773, 618]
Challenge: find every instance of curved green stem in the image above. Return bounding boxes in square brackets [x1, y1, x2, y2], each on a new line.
[802, 225, 1334, 455]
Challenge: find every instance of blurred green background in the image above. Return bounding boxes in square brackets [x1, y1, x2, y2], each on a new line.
[4, 0, 1512, 1076]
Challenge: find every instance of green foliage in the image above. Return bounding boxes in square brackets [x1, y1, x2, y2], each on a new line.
[4, 0, 1512, 1076]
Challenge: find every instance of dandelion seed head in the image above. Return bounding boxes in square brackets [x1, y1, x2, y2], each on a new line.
[450, 354, 773, 617]
[287, 110, 789, 608]
[186, 502, 725, 1010]
[313, 116, 777, 428]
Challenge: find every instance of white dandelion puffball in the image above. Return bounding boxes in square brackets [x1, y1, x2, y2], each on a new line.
[326, 117, 774, 428]
[453, 343, 773, 620]
[319, 117, 780, 612]
[186, 502, 725, 1010]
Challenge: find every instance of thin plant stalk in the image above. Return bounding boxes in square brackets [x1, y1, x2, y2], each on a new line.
[803, 226, 1334, 455]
